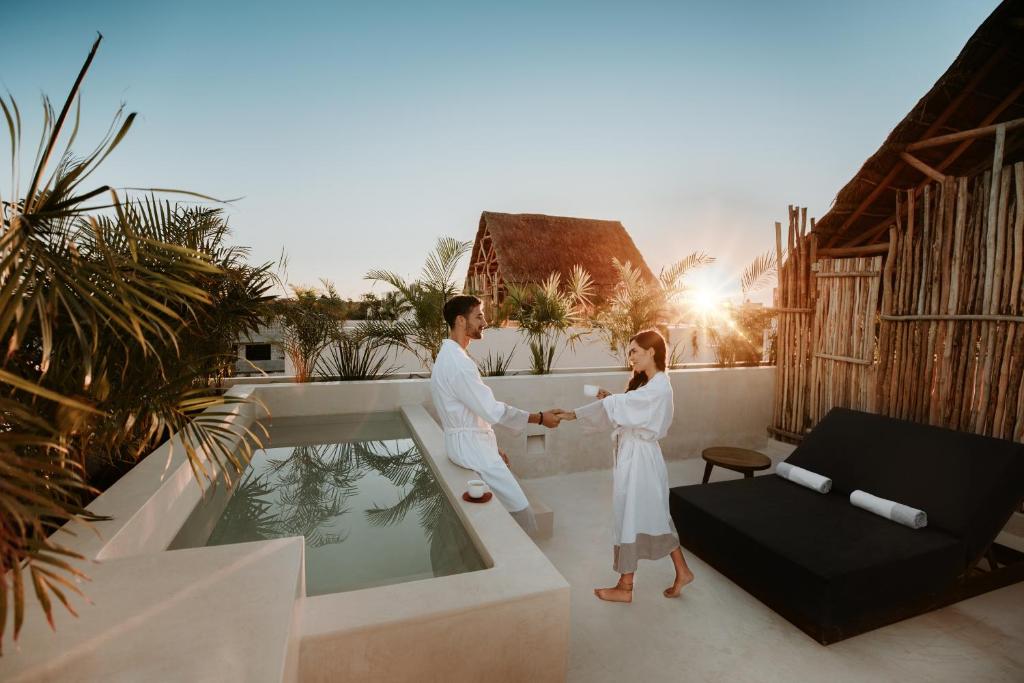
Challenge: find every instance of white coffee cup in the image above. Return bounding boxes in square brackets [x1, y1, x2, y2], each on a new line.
[583, 384, 599, 398]
[467, 479, 488, 499]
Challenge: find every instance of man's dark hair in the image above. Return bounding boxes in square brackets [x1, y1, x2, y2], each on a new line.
[443, 295, 483, 329]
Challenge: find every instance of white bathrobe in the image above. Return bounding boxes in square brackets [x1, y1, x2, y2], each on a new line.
[576, 371, 679, 573]
[430, 339, 532, 517]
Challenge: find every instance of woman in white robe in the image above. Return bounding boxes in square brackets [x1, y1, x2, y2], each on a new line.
[557, 329, 694, 602]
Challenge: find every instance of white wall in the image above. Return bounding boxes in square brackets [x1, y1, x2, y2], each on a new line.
[243, 323, 720, 377]
[251, 366, 775, 479]
[382, 324, 719, 374]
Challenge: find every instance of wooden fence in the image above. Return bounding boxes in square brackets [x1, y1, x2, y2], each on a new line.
[770, 160, 1024, 443]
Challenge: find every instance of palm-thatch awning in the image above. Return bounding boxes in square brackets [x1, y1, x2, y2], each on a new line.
[815, 0, 1024, 248]
[465, 211, 656, 303]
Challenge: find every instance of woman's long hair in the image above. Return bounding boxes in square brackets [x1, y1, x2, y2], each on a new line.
[626, 329, 667, 392]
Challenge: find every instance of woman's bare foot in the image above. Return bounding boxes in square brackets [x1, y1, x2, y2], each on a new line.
[594, 577, 633, 603]
[663, 568, 694, 598]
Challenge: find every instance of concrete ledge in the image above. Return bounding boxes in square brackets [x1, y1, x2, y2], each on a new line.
[523, 483, 554, 540]
[296, 404, 571, 682]
[53, 399, 258, 561]
[1, 538, 305, 683]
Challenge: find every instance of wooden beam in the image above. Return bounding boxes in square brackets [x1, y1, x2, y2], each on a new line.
[900, 152, 947, 182]
[905, 116, 1024, 151]
[767, 425, 805, 441]
[814, 270, 882, 278]
[848, 78, 1024, 247]
[881, 313, 1024, 323]
[825, 46, 1009, 247]
[932, 80, 1024, 175]
[824, 167, 903, 248]
[816, 243, 891, 257]
[814, 352, 873, 366]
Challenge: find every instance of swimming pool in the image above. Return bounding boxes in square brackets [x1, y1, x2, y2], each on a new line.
[173, 413, 485, 595]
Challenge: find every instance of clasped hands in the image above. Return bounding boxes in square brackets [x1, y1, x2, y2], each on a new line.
[540, 387, 610, 428]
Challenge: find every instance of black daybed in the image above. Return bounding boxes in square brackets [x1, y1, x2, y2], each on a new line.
[669, 408, 1024, 644]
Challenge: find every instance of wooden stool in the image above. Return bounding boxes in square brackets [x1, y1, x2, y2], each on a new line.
[701, 447, 771, 484]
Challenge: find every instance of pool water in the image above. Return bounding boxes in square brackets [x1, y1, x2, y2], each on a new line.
[173, 414, 485, 596]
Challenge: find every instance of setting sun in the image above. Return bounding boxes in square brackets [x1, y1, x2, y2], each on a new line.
[687, 286, 725, 319]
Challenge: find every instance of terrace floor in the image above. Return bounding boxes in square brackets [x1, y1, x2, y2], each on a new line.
[525, 443, 1024, 683]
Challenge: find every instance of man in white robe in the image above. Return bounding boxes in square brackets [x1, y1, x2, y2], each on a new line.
[430, 295, 561, 533]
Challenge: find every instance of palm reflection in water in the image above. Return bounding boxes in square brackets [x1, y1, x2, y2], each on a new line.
[210, 438, 480, 577]
[360, 440, 484, 575]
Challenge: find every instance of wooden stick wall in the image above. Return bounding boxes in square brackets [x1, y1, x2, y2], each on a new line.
[771, 160, 1024, 444]
[809, 255, 882, 425]
[876, 161, 1024, 442]
[770, 206, 814, 441]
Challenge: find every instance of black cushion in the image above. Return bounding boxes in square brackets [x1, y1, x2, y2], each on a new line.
[671, 475, 965, 642]
[785, 408, 1024, 563]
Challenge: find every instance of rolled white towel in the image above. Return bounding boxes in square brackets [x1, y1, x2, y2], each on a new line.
[775, 462, 832, 493]
[850, 490, 928, 529]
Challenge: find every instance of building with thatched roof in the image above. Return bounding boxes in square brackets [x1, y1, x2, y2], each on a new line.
[465, 211, 656, 310]
[814, 0, 1024, 248]
[770, 0, 1024, 445]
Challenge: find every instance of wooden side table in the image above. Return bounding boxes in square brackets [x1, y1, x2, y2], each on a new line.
[701, 447, 772, 484]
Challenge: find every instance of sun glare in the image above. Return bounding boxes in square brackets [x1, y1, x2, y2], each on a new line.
[688, 286, 724, 319]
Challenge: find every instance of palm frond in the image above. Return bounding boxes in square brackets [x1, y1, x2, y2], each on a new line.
[659, 251, 715, 293]
[0, 36, 276, 646]
[740, 250, 777, 295]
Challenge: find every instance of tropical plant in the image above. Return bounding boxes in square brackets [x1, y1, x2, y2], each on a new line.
[563, 264, 597, 321]
[316, 329, 398, 381]
[505, 271, 590, 374]
[360, 290, 410, 321]
[695, 250, 778, 367]
[475, 346, 517, 377]
[0, 36, 271, 650]
[740, 251, 778, 297]
[595, 253, 714, 363]
[361, 236, 472, 369]
[707, 304, 776, 367]
[271, 281, 347, 382]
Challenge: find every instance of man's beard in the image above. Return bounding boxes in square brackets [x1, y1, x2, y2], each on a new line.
[470, 327, 484, 339]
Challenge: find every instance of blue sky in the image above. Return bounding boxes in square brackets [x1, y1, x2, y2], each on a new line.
[2, 1, 999, 300]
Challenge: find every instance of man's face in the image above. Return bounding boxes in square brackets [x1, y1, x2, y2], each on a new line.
[464, 305, 487, 340]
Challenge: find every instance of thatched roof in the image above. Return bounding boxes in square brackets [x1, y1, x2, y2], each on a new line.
[468, 211, 657, 292]
[814, 0, 1024, 247]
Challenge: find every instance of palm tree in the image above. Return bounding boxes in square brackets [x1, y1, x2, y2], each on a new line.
[691, 250, 778, 367]
[361, 236, 471, 369]
[361, 290, 410, 321]
[505, 270, 592, 374]
[271, 281, 348, 382]
[712, 251, 778, 366]
[0, 35, 271, 649]
[595, 252, 715, 363]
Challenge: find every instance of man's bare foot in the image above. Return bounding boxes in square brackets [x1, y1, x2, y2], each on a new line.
[594, 579, 633, 603]
[663, 568, 694, 598]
